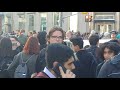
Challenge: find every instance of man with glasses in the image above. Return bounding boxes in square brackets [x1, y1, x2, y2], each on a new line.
[34, 26, 65, 74]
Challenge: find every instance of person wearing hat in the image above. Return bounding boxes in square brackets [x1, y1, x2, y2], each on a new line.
[109, 30, 119, 43]
[110, 30, 118, 40]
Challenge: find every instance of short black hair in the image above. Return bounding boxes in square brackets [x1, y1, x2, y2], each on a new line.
[70, 36, 83, 49]
[37, 31, 47, 45]
[45, 43, 74, 69]
[89, 34, 99, 45]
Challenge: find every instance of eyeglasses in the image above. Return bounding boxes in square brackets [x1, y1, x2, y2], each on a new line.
[50, 36, 63, 40]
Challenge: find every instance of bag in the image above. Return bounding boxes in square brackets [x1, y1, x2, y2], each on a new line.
[14, 53, 33, 78]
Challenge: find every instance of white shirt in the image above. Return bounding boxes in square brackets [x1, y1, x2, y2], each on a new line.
[43, 67, 56, 78]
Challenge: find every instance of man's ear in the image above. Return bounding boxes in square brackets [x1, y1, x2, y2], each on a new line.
[76, 45, 80, 49]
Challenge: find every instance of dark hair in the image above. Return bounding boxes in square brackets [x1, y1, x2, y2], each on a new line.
[99, 42, 120, 60]
[89, 34, 99, 45]
[37, 31, 47, 45]
[23, 36, 40, 55]
[0, 37, 13, 57]
[70, 36, 83, 49]
[47, 26, 65, 39]
[45, 43, 74, 69]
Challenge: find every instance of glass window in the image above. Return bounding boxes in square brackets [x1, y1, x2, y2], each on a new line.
[54, 12, 60, 26]
[97, 25, 100, 31]
[40, 13, 47, 31]
[18, 15, 25, 30]
[95, 15, 114, 20]
[29, 15, 34, 31]
[108, 25, 112, 31]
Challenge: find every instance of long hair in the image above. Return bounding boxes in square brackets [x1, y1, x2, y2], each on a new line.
[23, 36, 40, 55]
[0, 37, 13, 57]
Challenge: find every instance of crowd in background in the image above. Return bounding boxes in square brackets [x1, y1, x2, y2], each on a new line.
[0, 27, 120, 78]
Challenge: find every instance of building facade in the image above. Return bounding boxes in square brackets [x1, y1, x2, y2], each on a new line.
[1, 12, 120, 34]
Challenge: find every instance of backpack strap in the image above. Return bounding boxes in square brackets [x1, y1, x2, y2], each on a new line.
[20, 52, 34, 64]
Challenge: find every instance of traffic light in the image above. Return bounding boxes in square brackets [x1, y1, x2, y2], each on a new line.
[85, 15, 92, 22]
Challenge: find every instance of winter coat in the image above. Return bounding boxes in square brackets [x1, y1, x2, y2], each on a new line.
[97, 53, 120, 78]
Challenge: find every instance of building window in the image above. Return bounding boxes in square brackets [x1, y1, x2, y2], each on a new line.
[18, 15, 25, 30]
[29, 15, 34, 31]
[97, 25, 100, 31]
[54, 12, 60, 26]
[40, 13, 47, 31]
[108, 25, 112, 31]
[95, 15, 115, 20]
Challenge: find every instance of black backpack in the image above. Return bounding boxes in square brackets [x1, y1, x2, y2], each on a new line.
[14, 53, 34, 78]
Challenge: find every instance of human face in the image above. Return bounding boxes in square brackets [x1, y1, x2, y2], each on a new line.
[48, 31, 63, 44]
[111, 33, 116, 39]
[103, 48, 115, 61]
[64, 56, 75, 71]
[71, 43, 80, 52]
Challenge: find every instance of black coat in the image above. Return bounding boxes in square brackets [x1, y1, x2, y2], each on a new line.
[86, 45, 102, 64]
[35, 48, 46, 73]
[72, 50, 97, 78]
[97, 53, 120, 78]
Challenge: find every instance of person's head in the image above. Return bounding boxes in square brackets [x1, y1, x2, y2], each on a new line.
[28, 31, 33, 37]
[99, 42, 120, 61]
[45, 43, 75, 72]
[10, 36, 20, 50]
[89, 34, 99, 46]
[20, 29, 25, 34]
[47, 26, 65, 44]
[66, 31, 73, 39]
[0, 37, 13, 57]
[23, 36, 40, 55]
[70, 36, 83, 52]
[110, 30, 117, 40]
[37, 31, 47, 45]
[103, 32, 110, 39]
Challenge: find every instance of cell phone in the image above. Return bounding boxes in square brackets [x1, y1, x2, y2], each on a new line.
[52, 63, 66, 78]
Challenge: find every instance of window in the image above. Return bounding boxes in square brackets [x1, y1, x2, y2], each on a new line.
[18, 15, 25, 30]
[29, 15, 34, 31]
[95, 15, 114, 20]
[97, 25, 100, 31]
[108, 25, 112, 31]
[54, 12, 60, 26]
[40, 13, 47, 31]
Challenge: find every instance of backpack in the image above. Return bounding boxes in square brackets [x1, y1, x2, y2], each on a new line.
[14, 53, 33, 78]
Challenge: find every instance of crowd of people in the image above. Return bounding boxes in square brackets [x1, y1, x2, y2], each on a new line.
[0, 27, 120, 78]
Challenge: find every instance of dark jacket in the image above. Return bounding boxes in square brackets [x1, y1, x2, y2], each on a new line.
[72, 50, 97, 78]
[97, 53, 120, 78]
[35, 48, 46, 73]
[40, 44, 47, 51]
[0, 56, 14, 78]
[96, 61, 105, 77]
[86, 45, 102, 64]
[7, 51, 38, 78]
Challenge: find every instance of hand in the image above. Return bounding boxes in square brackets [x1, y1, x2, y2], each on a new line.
[59, 66, 76, 78]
